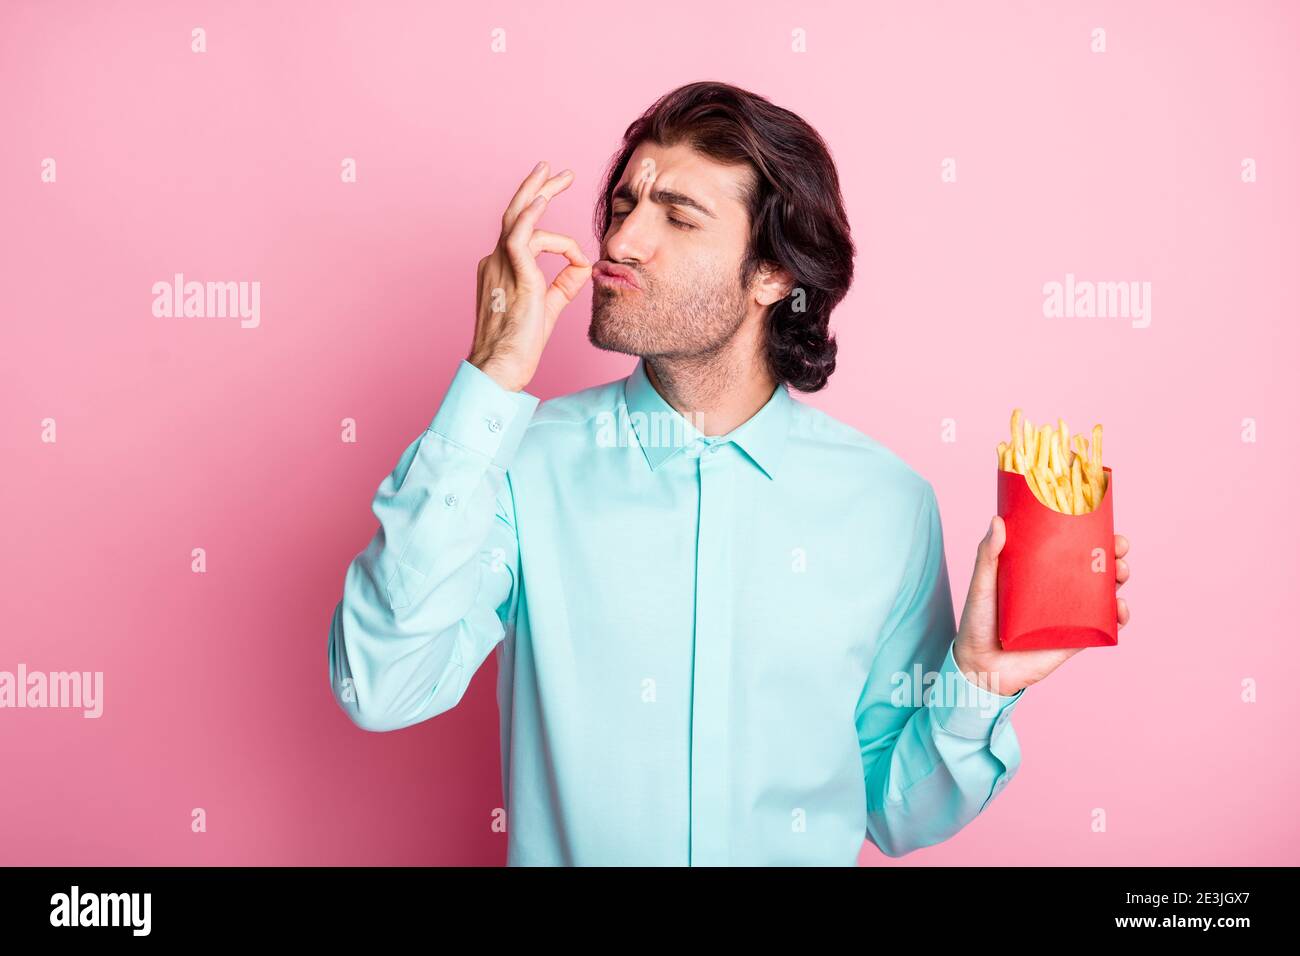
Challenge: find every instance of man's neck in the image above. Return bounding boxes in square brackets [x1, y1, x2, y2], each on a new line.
[643, 333, 778, 438]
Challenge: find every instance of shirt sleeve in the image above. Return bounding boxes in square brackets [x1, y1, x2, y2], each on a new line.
[327, 359, 539, 732]
[854, 481, 1025, 857]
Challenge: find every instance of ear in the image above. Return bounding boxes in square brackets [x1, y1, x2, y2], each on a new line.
[751, 264, 796, 307]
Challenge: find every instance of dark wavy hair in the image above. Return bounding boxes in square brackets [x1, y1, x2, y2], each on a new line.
[593, 81, 855, 392]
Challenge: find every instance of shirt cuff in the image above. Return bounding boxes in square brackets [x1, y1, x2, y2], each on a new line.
[926, 640, 1025, 740]
[428, 359, 540, 467]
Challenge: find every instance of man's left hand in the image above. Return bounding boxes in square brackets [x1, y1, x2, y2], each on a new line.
[953, 516, 1131, 696]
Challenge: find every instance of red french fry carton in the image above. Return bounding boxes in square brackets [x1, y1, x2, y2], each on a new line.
[996, 465, 1117, 650]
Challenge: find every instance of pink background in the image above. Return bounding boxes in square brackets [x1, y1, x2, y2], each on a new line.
[2, 0, 1297, 866]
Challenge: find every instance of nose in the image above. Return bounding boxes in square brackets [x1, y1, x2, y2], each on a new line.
[602, 172, 657, 263]
[603, 207, 650, 265]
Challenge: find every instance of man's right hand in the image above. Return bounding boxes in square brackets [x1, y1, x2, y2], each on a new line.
[467, 161, 592, 392]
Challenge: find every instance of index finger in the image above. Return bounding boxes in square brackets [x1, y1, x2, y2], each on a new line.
[1114, 534, 1129, 559]
[502, 161, 576, 237]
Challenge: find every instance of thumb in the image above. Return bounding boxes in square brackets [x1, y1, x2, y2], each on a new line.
[970, 515, 1005, 602]
[958, 515, 1006, 650]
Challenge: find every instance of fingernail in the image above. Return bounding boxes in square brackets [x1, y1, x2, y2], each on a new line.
[533, 161, 545, 174]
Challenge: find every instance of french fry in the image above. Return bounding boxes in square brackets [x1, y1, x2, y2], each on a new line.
[1031, 467, 1059, 511]
[1070, 455, 1084, 513]
[1084, 452, 1102, 493]
[1025, 468, 1043, 502]
[998, 409, 1107, 514]
[1054, 474, 1072, 513]
[1039, 468, 1058, 511]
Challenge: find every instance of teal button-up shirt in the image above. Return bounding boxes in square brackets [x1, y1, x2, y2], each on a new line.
[328, 357, 1025, 865]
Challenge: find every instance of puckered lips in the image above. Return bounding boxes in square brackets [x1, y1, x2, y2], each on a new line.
[593, 261, 642, 291]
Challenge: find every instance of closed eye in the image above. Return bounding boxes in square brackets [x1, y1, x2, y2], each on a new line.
[611, 208, 696, 230]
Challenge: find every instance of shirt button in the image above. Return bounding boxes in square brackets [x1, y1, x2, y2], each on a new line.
[444, 493, 458, 507]
[488, 418, 502, 433]
[708, 443, 720, 454]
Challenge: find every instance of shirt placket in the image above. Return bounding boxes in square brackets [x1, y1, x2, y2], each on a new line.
[689, 436, 736, 866]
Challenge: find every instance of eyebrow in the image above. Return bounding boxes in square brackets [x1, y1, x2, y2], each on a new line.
[611, 181, 718, 220]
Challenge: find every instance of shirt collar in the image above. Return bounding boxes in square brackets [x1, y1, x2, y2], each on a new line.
[621, 356, 793, 480]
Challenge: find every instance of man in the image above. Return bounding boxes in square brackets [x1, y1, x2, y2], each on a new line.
[327, 81, 1133, 866]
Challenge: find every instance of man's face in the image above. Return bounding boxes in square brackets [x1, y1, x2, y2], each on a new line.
[589, 141, 758, 359]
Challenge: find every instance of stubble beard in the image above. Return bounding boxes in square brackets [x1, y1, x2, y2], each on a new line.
[587, 267, 750, 362]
